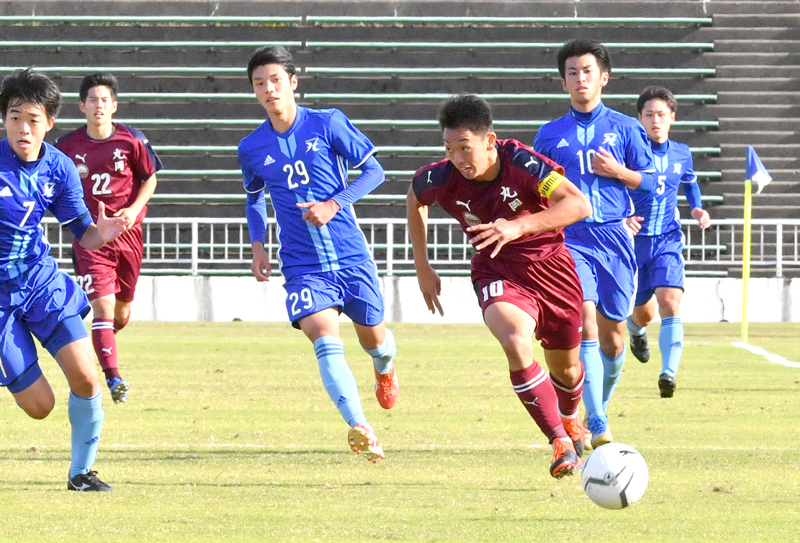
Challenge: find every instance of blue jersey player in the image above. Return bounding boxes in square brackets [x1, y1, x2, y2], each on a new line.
[0, 69, 127, 491]
[239, 46, 398, 464]
[626, 86, 710, 398]
[533, 39, 657, 448]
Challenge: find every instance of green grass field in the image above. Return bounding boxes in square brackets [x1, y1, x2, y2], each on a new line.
[1, 322, 798, 542]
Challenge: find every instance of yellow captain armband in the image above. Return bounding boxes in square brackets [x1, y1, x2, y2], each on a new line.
[538, 171, 567, 199]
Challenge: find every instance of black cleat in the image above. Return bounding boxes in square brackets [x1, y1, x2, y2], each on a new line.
[629, 331, 650, 363]
[68, 470, 113, 492]
[658, 373, 676, 398]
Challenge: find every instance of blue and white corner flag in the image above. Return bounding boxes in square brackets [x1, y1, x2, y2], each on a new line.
[746, 146, 772, 194]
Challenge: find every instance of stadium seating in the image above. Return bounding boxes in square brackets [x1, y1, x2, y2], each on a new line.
[1, 1, 797, 276]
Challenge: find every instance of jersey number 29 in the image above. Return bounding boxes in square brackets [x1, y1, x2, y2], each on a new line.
[289, 287, 313, 316]
[284, 160, 310, 189]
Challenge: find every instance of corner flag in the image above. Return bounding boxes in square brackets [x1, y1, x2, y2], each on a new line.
[741, 146, 771, 343]
[746, 146, 772, 194]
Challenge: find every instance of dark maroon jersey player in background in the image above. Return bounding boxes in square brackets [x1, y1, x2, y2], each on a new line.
[407, 94, 592, 478]
[56, 73, 162, 404]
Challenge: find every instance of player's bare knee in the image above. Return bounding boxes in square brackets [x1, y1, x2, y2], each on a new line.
[64, 364, 100, 398]
[16, 390, 55, 420]
[633, 306, 655, 327]
[659, 300, 680, 318]
[581, 321, 598, 340]
[599, 335, 625, 358]
[24, 399, 55, 420]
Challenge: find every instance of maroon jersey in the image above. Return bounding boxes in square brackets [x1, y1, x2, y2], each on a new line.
[413, 139, 568, 271]
[55, 123, 163, 224]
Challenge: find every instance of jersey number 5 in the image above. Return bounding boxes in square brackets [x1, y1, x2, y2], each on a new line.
[284, 160, 310, 190]
[92, 173, 113, 195]
[656, 175, 667, 195]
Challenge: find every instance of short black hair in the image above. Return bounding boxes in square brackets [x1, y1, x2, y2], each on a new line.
[0, 68, 62, 120]
[79, 72, 119, 102]
[247, 45, 297, 83]
[438, 94, 494, 135]
[636, 85, 678, 114]
[557, 39, 612, 79]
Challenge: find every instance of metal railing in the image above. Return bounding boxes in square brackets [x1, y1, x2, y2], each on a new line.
[41, 218, 800, 278]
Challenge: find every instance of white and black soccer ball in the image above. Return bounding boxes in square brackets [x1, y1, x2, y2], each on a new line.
[582, 442, 649, 509]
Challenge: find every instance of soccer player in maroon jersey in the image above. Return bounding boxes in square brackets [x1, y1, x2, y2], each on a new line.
[56, 73, 162, 404]
[407, 94, 592, 478]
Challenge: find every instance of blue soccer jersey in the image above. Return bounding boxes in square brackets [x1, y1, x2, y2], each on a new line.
[533, 102, 655, 227]
[239, 106, 380, 279]
[0, 139, 90, 282]
[629, 139, 698, 237]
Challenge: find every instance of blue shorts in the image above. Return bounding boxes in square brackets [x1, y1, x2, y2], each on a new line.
[283, 261, 385, 329]
[0, 257, 90, 392]
[566, 221, 637, 322]
[633, 228, 685, 307]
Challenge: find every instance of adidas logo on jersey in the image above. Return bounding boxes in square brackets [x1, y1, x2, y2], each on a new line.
[0, 186, 11, 197]
[263, 155, 275, 166]
[557, 138, 569, 148]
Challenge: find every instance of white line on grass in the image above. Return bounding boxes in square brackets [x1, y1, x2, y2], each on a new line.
[732, 342, 800, 368]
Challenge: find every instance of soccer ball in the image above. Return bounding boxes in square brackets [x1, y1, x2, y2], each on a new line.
[582, 443, 649, 509]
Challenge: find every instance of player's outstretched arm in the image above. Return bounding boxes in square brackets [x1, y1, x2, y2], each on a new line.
[79, 202, 128, 250]
[467, 178, 591, 258]
[406, 187, 443, 316]
[115, 173, 157, 228]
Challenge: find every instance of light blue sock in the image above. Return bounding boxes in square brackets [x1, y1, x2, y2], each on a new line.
[659, 316, 684, 377]
[580, 340, 607, 432]
[365, 328, 396, 375]
[68, 391, 104, 479]
[314, 337, 368, 428]
[626, 316, 646, 337]
[600, 349, 626, 413]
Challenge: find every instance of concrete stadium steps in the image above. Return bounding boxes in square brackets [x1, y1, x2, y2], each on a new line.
[37, 75, 715, 96]
[0, 1, 713, 18]
[0, 2, 767, 227]
[694, 2, 800, 227]
[0, 24, 708, 42]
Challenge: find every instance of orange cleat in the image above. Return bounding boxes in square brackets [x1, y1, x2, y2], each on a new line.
[550, 437, 582, 479]
[348, 423, 385, 464]
[374, 366, 399, 409]
[560, 413, 586, 458]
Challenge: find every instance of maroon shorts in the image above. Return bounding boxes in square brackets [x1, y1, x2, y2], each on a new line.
[472, 246, 583, 351]
[72, 224, 144, 302]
